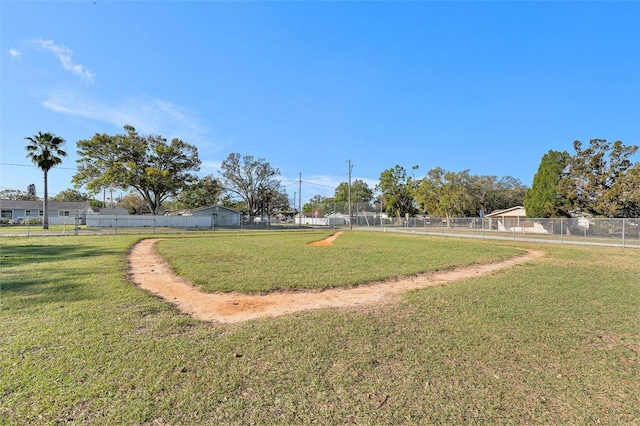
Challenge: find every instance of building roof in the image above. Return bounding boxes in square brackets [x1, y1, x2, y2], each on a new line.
[193, 205, 242, 213]
[97, 207, 130, 215]
[166, 204, 242, 216]
[485, 206, 526, 218]
[0, 199, 92, 211]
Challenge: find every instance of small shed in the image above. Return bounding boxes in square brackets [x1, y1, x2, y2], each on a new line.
[168, 205, 242, 227]
[485, 206, 549, 234]
[485, 206, 527, 231]
[326, 213, 348, 226]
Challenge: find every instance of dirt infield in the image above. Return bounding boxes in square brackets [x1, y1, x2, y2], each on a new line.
[127, 234, 544, 324]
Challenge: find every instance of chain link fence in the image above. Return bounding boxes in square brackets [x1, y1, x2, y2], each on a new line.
[347, 214, 640, 248]
[2, 207, 639, 248]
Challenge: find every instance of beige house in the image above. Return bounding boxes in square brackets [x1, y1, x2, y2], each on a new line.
[485, 206, 548, 234]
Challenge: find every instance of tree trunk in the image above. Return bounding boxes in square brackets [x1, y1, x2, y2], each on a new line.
[43, 170, 49, 229]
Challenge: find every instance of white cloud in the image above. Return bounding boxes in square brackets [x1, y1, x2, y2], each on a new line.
[31, 39, 94, 82]
[201, 160, 223, 171]
[41, 91, 212, 147]
[9, 48, 21, 57]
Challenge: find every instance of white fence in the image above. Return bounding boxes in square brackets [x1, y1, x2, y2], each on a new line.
[86, 214, 212, 228]
[46, 216, 84, 226]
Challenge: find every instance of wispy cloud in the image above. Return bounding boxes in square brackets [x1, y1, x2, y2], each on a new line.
[41, 91, 212, 146]
[31, 39, 94, 82]
[201, 160, 223, 171]
[9, 48, 21, 58]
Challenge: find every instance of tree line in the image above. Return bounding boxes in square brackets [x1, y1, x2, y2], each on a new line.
[524, 139, 639, 218]
[17, 126, 639, 230]
[303, 169, 528, 225]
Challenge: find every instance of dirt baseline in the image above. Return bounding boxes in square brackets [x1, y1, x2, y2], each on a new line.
[127, 237, 544, 324]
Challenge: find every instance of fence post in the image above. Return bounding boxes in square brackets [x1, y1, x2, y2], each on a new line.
[622, 218, 626, 248]
[560, 218, 563, 244]
[115, 214, 118, 235]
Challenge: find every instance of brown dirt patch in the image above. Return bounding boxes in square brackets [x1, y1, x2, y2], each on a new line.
[307, 231, 344, 246]
[127, 236, 544, 324]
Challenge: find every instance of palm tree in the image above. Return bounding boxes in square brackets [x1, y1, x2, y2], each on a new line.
[25, 131, 67, 229]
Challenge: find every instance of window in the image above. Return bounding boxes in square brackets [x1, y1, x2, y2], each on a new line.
[1, 210, 11, 219]
[58, 210, 70, 217]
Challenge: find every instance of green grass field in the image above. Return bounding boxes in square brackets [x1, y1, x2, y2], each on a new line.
[154, 231, 520, 292]
[1, 231, 639, 424]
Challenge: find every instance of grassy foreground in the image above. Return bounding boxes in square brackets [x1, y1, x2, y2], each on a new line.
[1, 231, 639, 424]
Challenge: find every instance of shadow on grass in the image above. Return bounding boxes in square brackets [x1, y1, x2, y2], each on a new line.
[0, 244, 119, 305]
[1, 278, 96, 306]
[0, 243, 119, 268]
[0, 267, 102, 305]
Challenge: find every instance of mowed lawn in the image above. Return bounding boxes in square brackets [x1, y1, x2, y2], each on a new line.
[154, 231, 520, 292]
[1, 231, 639, 424]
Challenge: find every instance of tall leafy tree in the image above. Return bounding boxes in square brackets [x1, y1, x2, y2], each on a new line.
[173, 175, 223, 209]
[558, 139, 638, 217]
[268, 189, 291, 214]
[217, 193, 244, 211]
[26, 184, 38, 200]
[475, 175, 527, 215]
[303, 194, 328, 215]
[376, 165, 417, 219]
[74, 125, 201, 215]
[601, 163, 640, 217]
[0, 185, 38, 201]
[25, 131, 67, 229]
[333, 180, 374, 205]
[219, 153, 282, 216]
[120, 193, 149, 214]
[0, 190, 25, 200]
[524, 150, 571, 218]
[415, 168, 477, 226]
[53, 189, 91, 202]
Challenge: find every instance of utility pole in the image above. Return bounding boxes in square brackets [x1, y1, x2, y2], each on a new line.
[348, 159, 352, 230]
[298, 172, 302, 228]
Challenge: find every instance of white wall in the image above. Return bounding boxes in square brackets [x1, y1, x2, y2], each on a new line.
[86, 215, 212, 228]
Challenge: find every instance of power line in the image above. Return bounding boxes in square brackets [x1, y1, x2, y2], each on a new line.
[0, 162, 77, 171]
[300, 180, 337, 189]
[281, 179, 340, 189]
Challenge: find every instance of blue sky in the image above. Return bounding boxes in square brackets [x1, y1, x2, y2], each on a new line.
[2, 1, 639, 206]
